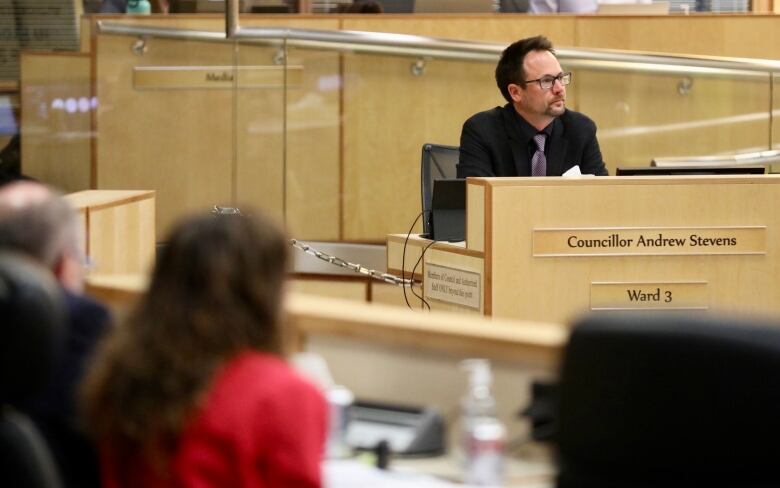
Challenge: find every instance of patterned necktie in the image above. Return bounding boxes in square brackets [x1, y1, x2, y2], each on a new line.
[531, 133, 547, 177]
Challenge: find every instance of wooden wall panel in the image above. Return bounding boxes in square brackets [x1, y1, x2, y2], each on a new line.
[80, 15, 92, 53]
[290, 278, 368, 301]
[576, 17, 729, 54]
[342, 15, 576, 44]
[370, 282, 410, 307]
[21, 53, 92, 193]
[576, 16, 780, 59]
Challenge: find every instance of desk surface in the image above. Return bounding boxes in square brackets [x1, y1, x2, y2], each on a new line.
[327, 447, 554, 487]
[64, 189, 155, 210]
[84, 276, 567, 366]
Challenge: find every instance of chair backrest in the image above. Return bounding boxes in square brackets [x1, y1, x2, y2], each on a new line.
[0, 410, 64, 488]
[420, 143, 459, 237]
[557, 312, 780, 488]
[414, 0, 495, 12]
[377, 0, 414, 12]
[0, 252, 65, 488]
[499, 0, 529, 12]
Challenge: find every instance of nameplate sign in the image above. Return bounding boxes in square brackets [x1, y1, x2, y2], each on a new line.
[591, 281, 708, 311]
[133, 65, 303, 90]
[424, 263, 481, 310]
[533, 226, 765, 257]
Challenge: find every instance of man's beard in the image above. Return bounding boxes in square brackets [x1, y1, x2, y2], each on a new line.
[545, 99, 566, 117]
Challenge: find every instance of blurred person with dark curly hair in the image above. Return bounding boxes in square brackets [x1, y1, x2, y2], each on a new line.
[82, 211, 327, 488]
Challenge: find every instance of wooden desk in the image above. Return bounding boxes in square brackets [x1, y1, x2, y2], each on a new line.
[327, 451, 554, 487]
[84, 274, 567, 369]
[65, 190, 156, 276]
[287, 292, 565, 367]
[85, 275, 567, 452]
[389, 175, 780, 323]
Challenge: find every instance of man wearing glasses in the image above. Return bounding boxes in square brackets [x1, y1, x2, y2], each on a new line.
[457, 35, 608, 177]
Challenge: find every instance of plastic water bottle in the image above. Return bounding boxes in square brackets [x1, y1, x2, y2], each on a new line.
[127, 0, 151, 14]
[460, 359, 506, 486]
[326, 385, 354, 458]
[289, 352, 354, 459]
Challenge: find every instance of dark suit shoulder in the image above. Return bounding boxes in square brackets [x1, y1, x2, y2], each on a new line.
[559, 109, 597, 130]
[63, 290, 111, 351]
[458, 106, 514, 178]
[463, 105, 504, 127]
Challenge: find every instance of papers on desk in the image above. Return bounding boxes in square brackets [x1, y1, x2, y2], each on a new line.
[325, 459, 459, 487]
[596, 1, 671, 13]
[562, 166, 595, 178]
[325, 455, 555, 487]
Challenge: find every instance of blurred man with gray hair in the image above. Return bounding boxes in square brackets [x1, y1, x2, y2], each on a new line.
[0, 181, 110, 488]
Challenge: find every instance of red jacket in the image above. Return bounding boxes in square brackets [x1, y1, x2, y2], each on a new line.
[101, 352, 328, 488]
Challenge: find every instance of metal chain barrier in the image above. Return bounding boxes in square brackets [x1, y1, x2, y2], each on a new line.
[290, 239, 416, 286]
[210, 206, 416, 286]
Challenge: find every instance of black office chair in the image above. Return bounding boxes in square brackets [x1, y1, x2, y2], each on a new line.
[500, 0, 529, 11]
[420, 143, 460, 237]
[0, 253, 65, 488]
[556, 312, 780, 488]
[377, 0, 415, 13]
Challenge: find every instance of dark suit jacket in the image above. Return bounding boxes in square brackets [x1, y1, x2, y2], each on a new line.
[457, 104, 608, 177]
[23, 290, 111, 488]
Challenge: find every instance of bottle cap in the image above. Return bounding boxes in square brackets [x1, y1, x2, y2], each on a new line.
[460, 358, 492, 388]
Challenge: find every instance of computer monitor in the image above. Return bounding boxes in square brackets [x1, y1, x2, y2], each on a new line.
[429, 178, 465, 242]
[616, 165, 766, 176]
[420, 143, 460, 238]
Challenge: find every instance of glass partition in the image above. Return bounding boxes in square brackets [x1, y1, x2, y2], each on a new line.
[21, 21, 780, 243]
[236, 43, 342, 241]
[336, 51, 498, 241]
[773, 73, 780, 172]
[234, 38, 779, 242]
[573, 69, 772, 168]
[93, 32, 241, 235]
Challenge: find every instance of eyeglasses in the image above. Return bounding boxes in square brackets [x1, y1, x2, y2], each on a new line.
[522, 72, 572, 90]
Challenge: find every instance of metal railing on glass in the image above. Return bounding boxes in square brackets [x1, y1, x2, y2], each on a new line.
[96, 22, 780, 80]
[97, 16, 780, 161]
[653, 150, 780, 168]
